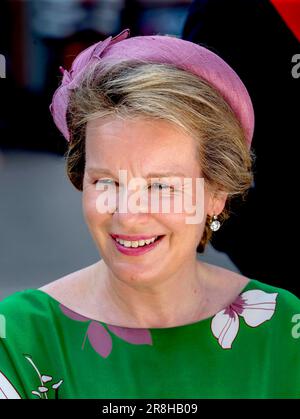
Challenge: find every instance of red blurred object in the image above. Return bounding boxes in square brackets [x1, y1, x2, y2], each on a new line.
[271, 0, 300, 41]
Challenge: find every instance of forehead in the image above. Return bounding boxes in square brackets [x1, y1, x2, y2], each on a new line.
[85, 116, 199, 173]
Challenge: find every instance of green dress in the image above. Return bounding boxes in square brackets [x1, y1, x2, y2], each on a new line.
[0, 278, 300, 399]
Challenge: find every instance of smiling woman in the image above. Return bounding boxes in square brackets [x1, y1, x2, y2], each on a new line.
[0, 29, 300, 399]
[81, 116, 221, 286]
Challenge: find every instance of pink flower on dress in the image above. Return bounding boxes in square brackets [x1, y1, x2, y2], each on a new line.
[59, 304, 152, 358]
[211, 289, 278, 349]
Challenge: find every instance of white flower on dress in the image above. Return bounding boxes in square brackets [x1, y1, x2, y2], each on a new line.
[211, 289, 278, 349]
[0, 371, 21, 399]
[24, 355, 64, 399]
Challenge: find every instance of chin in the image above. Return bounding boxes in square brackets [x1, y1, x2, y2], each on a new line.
[110, 260, 165, 286]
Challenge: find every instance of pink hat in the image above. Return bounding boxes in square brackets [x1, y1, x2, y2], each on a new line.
[49, 28, 254, 148]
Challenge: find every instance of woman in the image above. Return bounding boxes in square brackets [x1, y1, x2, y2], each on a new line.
[0, 28, 299, 399]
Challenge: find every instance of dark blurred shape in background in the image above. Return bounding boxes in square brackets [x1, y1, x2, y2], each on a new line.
[0, 0, 192, 155]
[183, 0, 300, 294]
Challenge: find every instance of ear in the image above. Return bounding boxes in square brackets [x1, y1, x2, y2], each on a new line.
[207, 190, 228, 217]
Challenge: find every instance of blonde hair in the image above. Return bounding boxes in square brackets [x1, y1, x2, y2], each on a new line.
[65, 60, 255, 253]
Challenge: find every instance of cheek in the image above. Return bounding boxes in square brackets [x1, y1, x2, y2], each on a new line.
[82, 189, 94, 218]
[82, 189, 107, 226]
[158, 212, 202, 244]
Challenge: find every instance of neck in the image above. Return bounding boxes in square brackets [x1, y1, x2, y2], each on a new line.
[92, 258, 211, 328]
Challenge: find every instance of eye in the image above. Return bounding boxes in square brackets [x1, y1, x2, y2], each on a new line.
[150, 183, 174, 191]
[94, 179, 115, 184]
[94, 179, 118, 185]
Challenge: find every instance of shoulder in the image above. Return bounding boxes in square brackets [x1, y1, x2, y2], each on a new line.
[0, 288, 44, 312]
[38, 263, 95, 306]
[247, 278, 300, 313]
[0, 271, 92, 332]
[239, 278, 300, 348]
[244, 280, 300, 372]
[205, 263, 300, 337]
[0, 289, 53, 327]
[204, 262, 300, 315]
[235, 277, 300, 328]
[0, 290, 63, 399]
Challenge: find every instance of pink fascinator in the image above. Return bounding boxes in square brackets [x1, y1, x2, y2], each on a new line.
[49, 28, 254, 148]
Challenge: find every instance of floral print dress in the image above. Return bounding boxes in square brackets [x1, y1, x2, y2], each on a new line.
[0, 278, 299, 399]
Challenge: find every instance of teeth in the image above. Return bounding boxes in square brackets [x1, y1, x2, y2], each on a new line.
[115, 236, 157, 247]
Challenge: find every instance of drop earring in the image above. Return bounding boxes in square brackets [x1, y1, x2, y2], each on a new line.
[209, 214, 221, 231]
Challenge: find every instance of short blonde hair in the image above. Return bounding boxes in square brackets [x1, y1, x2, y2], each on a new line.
[65, 60, 255, 253]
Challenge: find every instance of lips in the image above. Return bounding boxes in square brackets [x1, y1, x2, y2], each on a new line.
[110, 234, 163, 241]
[110, 234, 165, 256]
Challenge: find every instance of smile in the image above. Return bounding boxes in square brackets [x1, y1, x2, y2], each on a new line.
[115, 236, 158, 247]
[110, 235, 165, 256]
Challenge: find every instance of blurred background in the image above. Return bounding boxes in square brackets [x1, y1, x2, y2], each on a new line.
[0, 0, 299, 299]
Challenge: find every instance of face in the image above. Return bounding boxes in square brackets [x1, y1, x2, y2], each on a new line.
[82, 116, 226, 285]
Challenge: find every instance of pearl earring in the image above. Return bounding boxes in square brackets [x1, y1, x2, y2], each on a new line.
[209, 214, 221, 231]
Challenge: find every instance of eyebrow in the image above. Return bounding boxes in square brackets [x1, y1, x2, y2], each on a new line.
[86, 168, 187, 178]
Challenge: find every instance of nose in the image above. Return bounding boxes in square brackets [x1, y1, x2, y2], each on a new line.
[112, 187, 152, 228]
